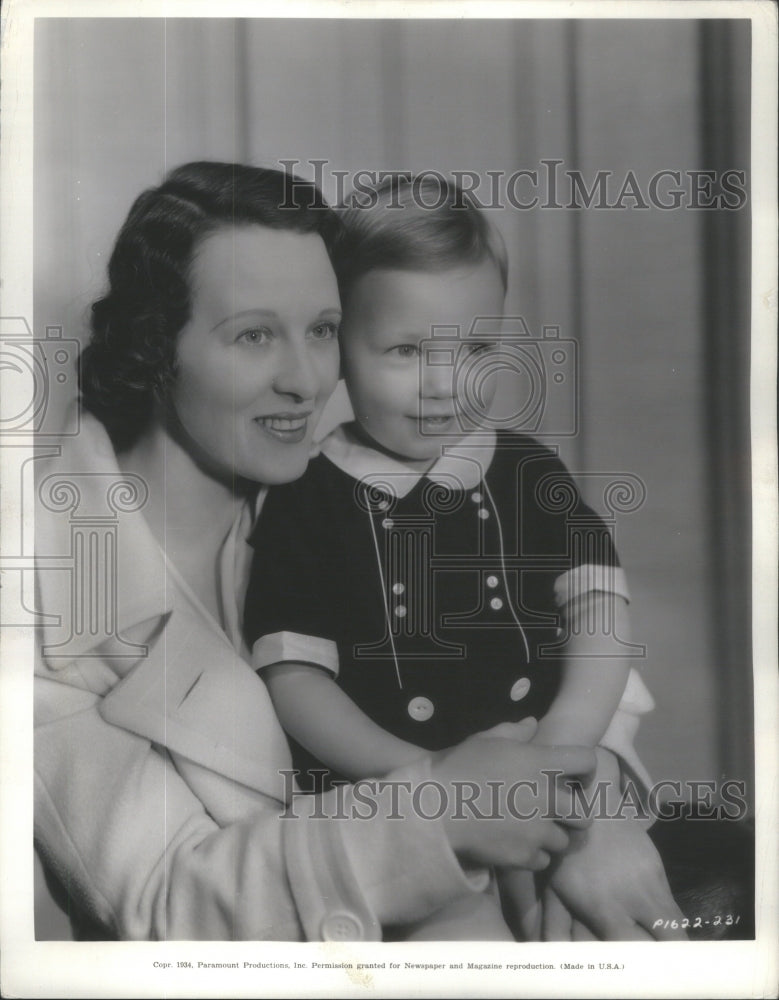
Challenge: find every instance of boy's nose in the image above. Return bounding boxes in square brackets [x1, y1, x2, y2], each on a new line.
[421, 358, 456, 399]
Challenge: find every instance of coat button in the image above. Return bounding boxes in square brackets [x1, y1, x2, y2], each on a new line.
[320, 912, 364, 941]
[392, 582, 405, 595]
[394, 605, 407, 618]
[471, 491, 483, 503]
[408, 696, 434, 721]
[490, 596, 504, 610]
[382, 518, 394, 529]
[377, 499, 389, 511]
[478, 508, 490, 520]
[486, 575, 499, 589]
[510, 677, 531, 701]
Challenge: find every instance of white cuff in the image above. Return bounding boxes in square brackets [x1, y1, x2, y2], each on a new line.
[599, 668, 656, 811]
[282, 758, 491, 941]
[336, 758, 490, 929]
[553, 563, 631, 608]
[252, 632, 339, 678]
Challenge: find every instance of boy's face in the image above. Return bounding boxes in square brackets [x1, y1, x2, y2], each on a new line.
[339, 261, 506, 467]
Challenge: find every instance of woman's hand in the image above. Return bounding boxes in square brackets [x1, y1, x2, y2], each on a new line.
[429, 719, 596, 872]
[541, 817, 688, 940]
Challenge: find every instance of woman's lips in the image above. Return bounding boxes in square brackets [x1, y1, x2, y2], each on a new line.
[254, 413, 311, 444]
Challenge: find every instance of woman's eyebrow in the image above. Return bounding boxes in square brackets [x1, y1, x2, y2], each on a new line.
[211, 307, 342, 333]
[210, 308, 279, 332]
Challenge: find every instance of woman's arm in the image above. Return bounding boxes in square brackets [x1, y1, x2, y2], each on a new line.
[532, 592, 631, 748]
[263, 661, 428, 779]
[35, 656, 595, 941]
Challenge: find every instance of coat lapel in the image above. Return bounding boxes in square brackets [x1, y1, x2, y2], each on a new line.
[99, 602, 293, 802]
[38, 409, 293, 803]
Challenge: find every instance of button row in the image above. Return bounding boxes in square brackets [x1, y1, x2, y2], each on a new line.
[406, 676, 532, 722]
[389, 574, 506, 614]
[380, 495, 491, 529]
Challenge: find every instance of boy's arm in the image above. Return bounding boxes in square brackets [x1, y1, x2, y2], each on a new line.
[263, 661, 428, 780]
[532, 591, 631, 748]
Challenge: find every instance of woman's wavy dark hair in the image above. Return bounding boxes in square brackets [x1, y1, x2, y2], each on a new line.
[80, 161, 340, 451]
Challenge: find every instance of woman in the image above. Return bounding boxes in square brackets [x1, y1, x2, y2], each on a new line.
[34, 161, 684, 941]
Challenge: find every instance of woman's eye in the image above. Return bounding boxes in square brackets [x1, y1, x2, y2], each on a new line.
[310, 321, 339, 341]
[238, 327, 272, 345]
[392, 344, 419, 358]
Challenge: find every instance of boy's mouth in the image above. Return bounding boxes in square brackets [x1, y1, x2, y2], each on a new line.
[417, 414, 456, 431]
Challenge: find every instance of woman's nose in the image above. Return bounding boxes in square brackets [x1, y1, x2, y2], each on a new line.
[272, 337, 320, 401]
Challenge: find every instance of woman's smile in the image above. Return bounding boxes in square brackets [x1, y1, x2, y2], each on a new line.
[254, 412, 313, 443]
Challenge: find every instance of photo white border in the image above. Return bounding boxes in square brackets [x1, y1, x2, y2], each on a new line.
[1, 1, 776, 997]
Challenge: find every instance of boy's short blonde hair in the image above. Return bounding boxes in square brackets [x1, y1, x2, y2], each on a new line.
[334, 174, 508, 302]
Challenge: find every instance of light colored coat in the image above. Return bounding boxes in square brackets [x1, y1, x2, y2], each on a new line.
[33, 411, 653, 940]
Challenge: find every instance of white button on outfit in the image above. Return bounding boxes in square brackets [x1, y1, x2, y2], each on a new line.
[392, 582, 405, 595]
[478, 509, 490, 520]
[486, 575, 499, 589]
[471, 492, 483, 503]
[490, 597, 504, 611]
[382, 518, 394, 529]
[510, 677, 532, 701]
[407, 696, 435, 721]
[320, 912, 364, 941]
[394, 605, 407, 618]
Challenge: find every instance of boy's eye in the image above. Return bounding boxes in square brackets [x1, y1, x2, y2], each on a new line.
[310, 321, 339, 341]
[238, 326, 272, 345]
[462, 341, 494, 356]
[391, 344, 419, 358]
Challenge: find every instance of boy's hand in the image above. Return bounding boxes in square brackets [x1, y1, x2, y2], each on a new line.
[429, 722, 595, 872]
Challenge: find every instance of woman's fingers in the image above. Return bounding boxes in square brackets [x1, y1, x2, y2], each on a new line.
[529, 849, 552, 872]
[571, 918, 598, 941]
[542, 822, 572, 855]
[542, 887, 574, 941]
[480, 717, 538, 741]
[543, 745, 597, 782]
[600, 917, 654, 941]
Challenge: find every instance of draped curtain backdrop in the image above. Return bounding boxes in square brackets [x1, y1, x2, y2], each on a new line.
[34, 17, 752, 794]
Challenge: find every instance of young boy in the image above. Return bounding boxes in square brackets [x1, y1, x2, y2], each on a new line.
[244, 176, 641, 939]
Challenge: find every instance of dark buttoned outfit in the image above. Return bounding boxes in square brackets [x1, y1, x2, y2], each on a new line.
[246, 427, 623, 789]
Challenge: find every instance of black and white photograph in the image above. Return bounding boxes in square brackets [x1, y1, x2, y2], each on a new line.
[0, 2, 776, 998]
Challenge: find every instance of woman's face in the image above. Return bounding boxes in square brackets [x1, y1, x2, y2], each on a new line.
[170, 225, 341, 485]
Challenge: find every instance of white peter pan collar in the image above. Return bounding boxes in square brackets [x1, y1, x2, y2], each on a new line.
[319, 423, 498, 498]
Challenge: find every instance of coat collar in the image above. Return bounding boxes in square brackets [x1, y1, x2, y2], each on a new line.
[36, 408, 172, 667]
[36, 407, 291, 799]
[319, 422, 497, 497]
